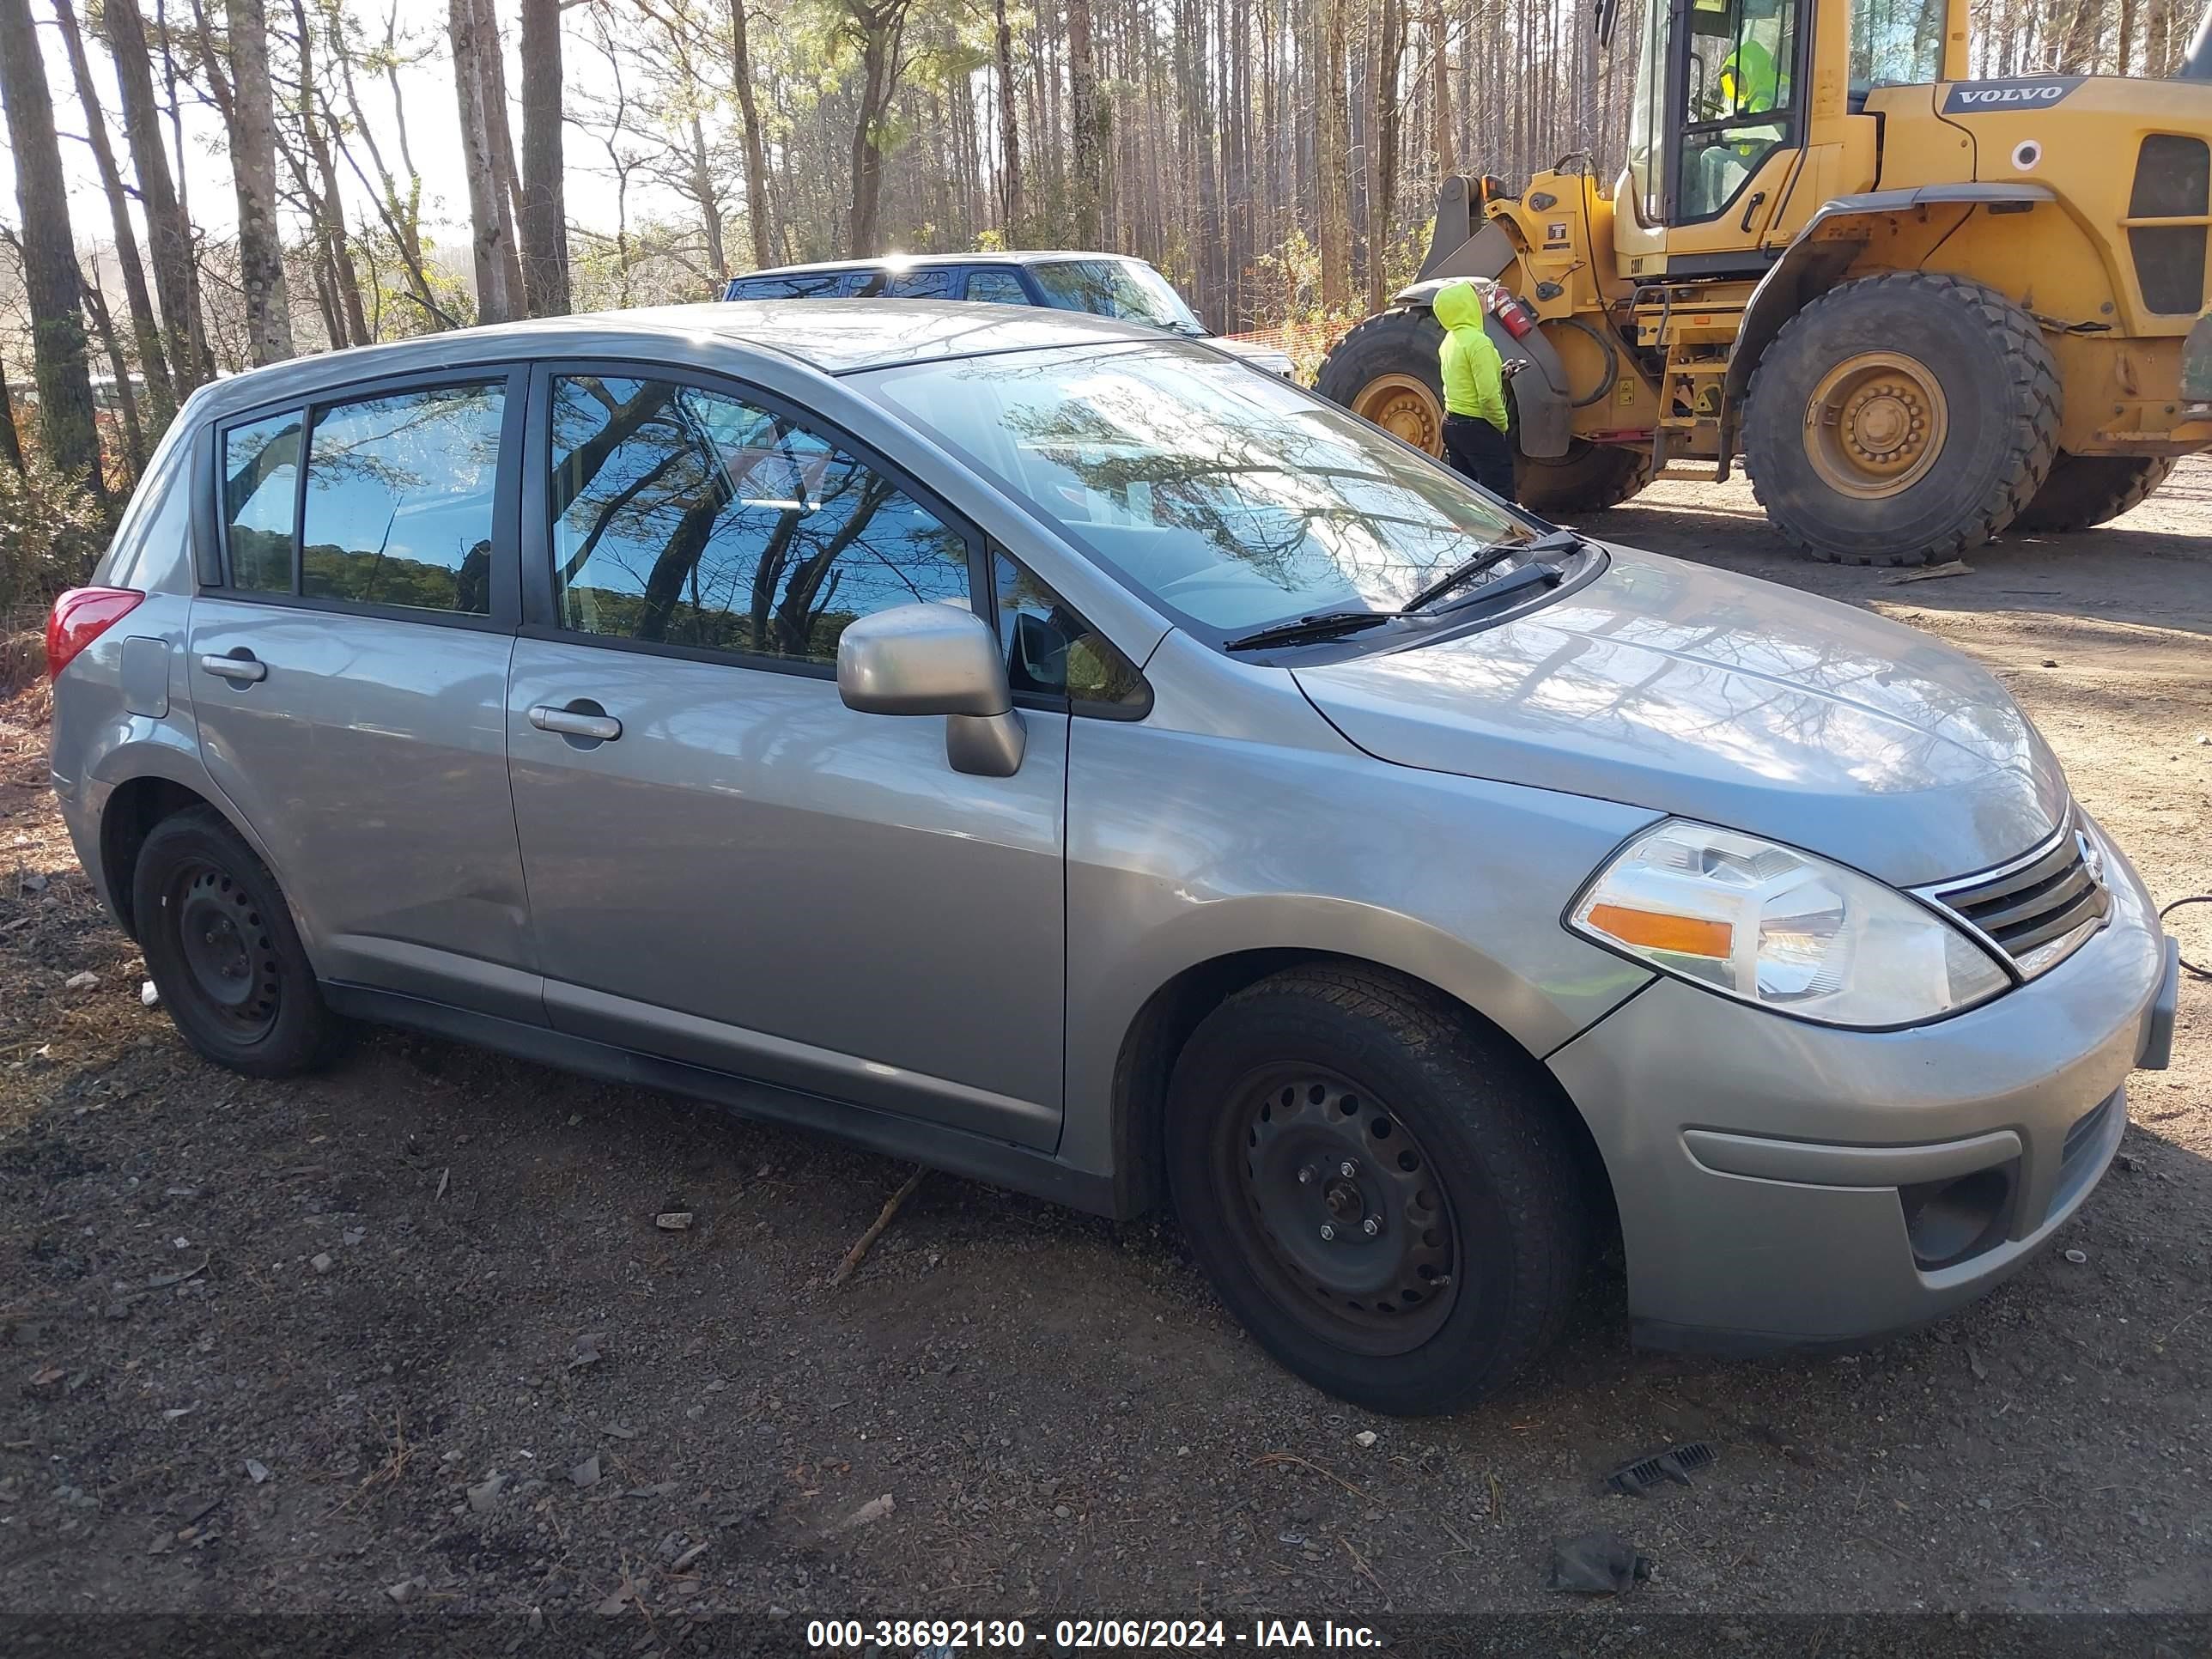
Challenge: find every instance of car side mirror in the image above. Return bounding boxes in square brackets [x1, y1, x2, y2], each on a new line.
[836, 604, 1026, 777]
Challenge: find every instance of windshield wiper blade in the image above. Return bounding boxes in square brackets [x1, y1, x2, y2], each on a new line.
[1400, 526, 1584, 615]
[1224, 611, 1395, 651]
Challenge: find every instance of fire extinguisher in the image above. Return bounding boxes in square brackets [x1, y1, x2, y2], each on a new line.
[1490, 288, 1540, 341]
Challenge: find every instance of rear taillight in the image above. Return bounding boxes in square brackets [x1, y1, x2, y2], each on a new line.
[46, 586, 144, 680]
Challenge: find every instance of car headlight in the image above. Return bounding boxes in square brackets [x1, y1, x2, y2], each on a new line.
[1568, 820, 2011, 1028]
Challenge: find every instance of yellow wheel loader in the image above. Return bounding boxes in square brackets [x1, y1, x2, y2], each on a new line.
[1316, 0, 2212, 562]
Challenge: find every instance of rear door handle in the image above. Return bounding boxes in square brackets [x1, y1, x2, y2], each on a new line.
[528, 703, 623, 742]
[199, 652, 267, 684]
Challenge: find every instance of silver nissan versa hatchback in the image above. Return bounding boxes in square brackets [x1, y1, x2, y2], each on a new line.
[48, 301, 2180, 1414]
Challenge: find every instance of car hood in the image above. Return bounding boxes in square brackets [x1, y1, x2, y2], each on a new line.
[1292, 548, 2069, 887]
[1206, 335, 1297, 376]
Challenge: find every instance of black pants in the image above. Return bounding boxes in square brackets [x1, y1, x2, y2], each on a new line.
[1443, 413, 1516, 502]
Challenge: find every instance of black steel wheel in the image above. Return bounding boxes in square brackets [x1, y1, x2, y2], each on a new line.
[133, 805, 336, 1076]
[167, 860, 283, 1042]
[1229, 1068, 1460, 1354]
[1166, 964, 1591, 1415]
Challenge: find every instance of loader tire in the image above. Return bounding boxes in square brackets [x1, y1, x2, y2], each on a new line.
[1317, 308, 1449, 456]
[1743, 272, 2061, 564]
[1515, 441, 1653, 515]
[2013, 453, 2176, 532]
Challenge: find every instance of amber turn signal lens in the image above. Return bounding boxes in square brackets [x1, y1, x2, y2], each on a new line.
[1584, 902, 1733, 959]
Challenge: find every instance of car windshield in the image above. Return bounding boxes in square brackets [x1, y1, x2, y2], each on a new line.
[1027, 260, 1207, 336]
[862, 342, 1534, 636]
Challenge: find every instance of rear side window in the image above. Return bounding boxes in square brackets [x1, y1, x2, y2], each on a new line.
[726, 271, 863, 299]
[301, 384, 504, 614]
[548, 373, 971, 666]
[221, 411, 301, 592]
[884, 267, 956, 298]
[963, 269, 1031, 304]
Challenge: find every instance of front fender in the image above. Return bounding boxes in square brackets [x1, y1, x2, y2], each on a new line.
[1722, 184, 2060, 441]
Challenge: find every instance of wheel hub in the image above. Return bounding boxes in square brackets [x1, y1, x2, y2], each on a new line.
[1802, 351, 1949, 501]
[1352, 374, 1443, 457]
[1236, 1073, 1459, 1352]
[170, 865, 280, 1037]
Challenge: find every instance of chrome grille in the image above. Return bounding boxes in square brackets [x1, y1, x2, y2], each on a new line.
[1919, 817, 2109, 981]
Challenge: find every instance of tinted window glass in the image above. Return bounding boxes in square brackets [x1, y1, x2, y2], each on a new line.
[222, 411, 301, 592]
[550, 374, 970, 664]
[727, 271, 857, 299]
[963, 269, 1031, 304]
[300, 383, 503, 614]
[993, 551, 1146, 709]
[1028, 259, 1205, 334]
[884, 267, 956, 298]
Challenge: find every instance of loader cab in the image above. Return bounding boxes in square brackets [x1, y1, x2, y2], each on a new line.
[1612, 0, 1952, 273]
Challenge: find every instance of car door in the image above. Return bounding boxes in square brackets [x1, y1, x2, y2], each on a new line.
[504, 363, 1067, 1147]
[186, 368, 539, 1020]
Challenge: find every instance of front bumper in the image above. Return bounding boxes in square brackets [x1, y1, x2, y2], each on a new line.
[1547, 845, 2174, 1352]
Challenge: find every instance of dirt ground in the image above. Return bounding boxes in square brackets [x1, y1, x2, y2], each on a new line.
[1, 461, 2207, 1650]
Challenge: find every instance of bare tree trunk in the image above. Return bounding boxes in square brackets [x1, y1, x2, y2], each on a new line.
[0, 356, 25, 478]
[727, 0, 775, 269]
[54, 0, 175, 428]
[100, 0, 205, 396]
[1367, 0, 1404, 310]
[289, 0, 369, 347]
[0, 0, 108, 508]
[1318, 0, 1352, 307]
[846, 0, 909, 256]
[995, 0, 1024, 237]
[1068, 0, 1101, 245]
[82, 267, 146, 477]
[518, 0, 571, 313]
[222, 0, 295, 364]
[451, 0, 523, 321]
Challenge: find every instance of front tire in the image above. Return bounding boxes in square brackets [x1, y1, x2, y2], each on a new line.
[1164, 965, 1589, 1415]
[1744, 272, 2061, 563]
[133, 806, 336, 1077]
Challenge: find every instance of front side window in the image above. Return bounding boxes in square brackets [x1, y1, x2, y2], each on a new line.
[1028, 260, 1206, 336]
[549, 374, 970, 665]
[221, 410, 301, 592]
[864, 343, 1526, 637]
[1848, 0, 1944, 94]
[300, 383, 503, 614]
[991, 551, 1146, 709]
[963, 268, 1032, 304]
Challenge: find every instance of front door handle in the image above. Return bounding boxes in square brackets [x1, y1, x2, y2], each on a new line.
[1738, 190, 1768, 234]
[199, 652, 267, 684]
[528, 702, 623, 742]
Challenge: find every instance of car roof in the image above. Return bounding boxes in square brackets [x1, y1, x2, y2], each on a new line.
[180, 300, 1164, 424]
[732, 250, 1146, 276]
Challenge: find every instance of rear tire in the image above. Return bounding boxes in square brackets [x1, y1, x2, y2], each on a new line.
[1316, 308, 1449, 455]
[1164, 964, 1589, 1415]
[1743, 272, 2061, 564]
[2013, 452, 2176, 532]
[133, 806, 335, 1077]
[1516, 440, 1653, 515]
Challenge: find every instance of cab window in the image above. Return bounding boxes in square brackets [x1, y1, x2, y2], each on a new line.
[1628, 0, 1802, 225]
